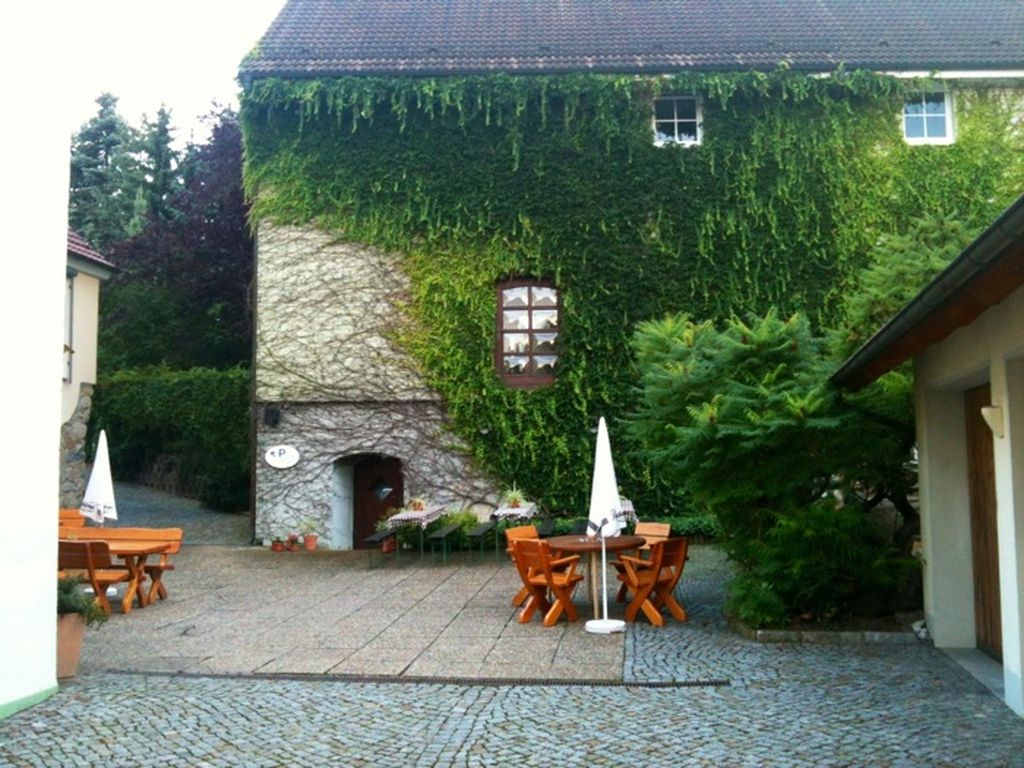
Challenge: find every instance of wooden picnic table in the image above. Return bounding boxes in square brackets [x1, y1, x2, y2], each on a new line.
[105, 541, 170, 614]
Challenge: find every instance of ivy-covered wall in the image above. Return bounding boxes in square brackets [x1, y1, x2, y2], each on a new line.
[241, 69, 1024, 514]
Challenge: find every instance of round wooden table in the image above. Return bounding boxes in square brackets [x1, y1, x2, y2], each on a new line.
[545, 534, 645, 619]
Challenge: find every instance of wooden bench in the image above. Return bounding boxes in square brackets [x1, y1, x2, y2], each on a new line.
[59, 508, 86, 528]
[363, 528, 398, 567]
[58, 540, 131, 615]
[59, 527, 183, 606]
[467, 520, 497, 558]
[428, 523, 461, 563]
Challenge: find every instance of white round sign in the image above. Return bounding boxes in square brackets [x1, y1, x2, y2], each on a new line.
[265, 444, 300, 469]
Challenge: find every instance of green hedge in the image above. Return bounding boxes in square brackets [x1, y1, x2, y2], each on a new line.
[91, 366, 251, 512]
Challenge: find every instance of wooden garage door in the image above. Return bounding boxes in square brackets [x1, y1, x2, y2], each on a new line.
[965, 384, 1002, 661]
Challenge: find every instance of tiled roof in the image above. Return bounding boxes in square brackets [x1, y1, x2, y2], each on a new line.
[67, 229, 114, 268]
[240, 0, 1024, 78]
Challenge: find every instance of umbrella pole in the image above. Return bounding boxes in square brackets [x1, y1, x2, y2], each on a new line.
[585, 531, 625, 635]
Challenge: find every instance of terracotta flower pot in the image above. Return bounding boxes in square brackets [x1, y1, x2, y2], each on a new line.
[57, 613, 87, 679]
[271, 540, 285, 552]
[303, 534, 318, 551]
[381, 538, 397, 554]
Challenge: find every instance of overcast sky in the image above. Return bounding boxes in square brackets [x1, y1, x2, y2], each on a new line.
[63, 0, 286, 147]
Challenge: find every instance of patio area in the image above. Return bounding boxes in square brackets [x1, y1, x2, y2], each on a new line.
[6, 539, 1024, 766]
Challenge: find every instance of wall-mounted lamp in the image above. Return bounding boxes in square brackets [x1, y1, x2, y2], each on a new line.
[981, 405, 1004, 439]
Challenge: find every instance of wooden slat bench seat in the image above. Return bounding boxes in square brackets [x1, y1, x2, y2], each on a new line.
[59, 527, 183, 606]
[363, 528, 398, 567]
[467, 520, 496, 558]
[58, 508, 87, 528]
[58, 540, 131, 615]
[428, 523, 461, 563]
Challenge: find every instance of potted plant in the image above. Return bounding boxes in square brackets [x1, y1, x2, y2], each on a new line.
[502, 484, 526, 509]
[57, 576, 107, 679]
[270, 536, 285, 552]
[407, 496, 426, 511]
[284, 533, 301, 552]
[299, 518, 320, 551]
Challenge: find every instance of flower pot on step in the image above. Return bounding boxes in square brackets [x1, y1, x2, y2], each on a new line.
[303, 534, 318, 551]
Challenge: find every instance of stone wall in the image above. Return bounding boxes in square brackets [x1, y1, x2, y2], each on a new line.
[59, 383, 92, 508]
[254, 400, 496, 546]
[255, 224, 433, 403]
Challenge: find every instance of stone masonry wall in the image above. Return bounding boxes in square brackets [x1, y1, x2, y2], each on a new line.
[59, 383, 92, 508]
[256, 224, 433, 403]
[254, 400, 496, 546]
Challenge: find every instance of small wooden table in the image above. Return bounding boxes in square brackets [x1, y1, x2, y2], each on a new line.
[107, 541, 170, 614]
[545, 534, 645, 619]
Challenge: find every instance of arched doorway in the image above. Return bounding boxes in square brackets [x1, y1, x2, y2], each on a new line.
[331, 454, 403, 549]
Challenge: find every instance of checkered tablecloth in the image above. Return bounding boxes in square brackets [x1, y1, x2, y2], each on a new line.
[387, 504, 445, 529]
[491, 502, 537, 521]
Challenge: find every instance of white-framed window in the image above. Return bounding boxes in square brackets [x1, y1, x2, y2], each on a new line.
[496, 279, 559, 388]
[653, 95, 701, 147]
[902, 91, 954, 145]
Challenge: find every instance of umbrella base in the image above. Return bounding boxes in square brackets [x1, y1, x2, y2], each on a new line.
[585, 618, 625, 634]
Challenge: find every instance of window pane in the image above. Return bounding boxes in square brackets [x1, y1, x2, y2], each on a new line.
[533, 333, 558, 353]
[677, 98, 697, 120]
[904, 115, 925, 139]
[678, 123, 697, 143]
[531, 286, 557, 307]
[534, 356, 558, 375]
[532, 309, 558, 329]
[904, 97, 924, 116]
[503, 356, 528, 375]
[502, 286, 529, 308]
[925, 116, 947, 138]
[924, 94, 946, 114]
[654, 123, 676, 142]
[502, 310, 529, 330]
[654, 98, 675, 121]
[503, 333, 529, 353]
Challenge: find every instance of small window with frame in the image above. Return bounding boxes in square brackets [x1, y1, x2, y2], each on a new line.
[653, 95, 701, 147]
[902, 91, 954, 145]
[497, 279, 559, 388]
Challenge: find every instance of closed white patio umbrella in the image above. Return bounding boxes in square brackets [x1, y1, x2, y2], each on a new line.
[81, 430, 117, 525]
[585, 416, 626, 635]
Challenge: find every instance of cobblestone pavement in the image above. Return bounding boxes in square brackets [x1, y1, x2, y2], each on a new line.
[11, 489, 1022, 766]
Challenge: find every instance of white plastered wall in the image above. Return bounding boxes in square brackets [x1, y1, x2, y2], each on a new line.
[0, 5, 67, 717]
[915, 287, 1024, 715]
[61, 269, 101, 423]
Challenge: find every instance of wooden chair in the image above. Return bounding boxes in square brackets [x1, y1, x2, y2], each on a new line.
[58, 540, 131, 615]
[505, 525, 540, 607]
[614, 537, 689, 626]
[510, 538, 584, 627]
[614, 521, 671, 601]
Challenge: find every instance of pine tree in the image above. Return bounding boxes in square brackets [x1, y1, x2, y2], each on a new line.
[68, 93, 142, 249]
[136, 106, 181, 225]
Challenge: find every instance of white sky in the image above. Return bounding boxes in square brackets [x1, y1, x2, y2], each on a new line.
[61, 0, 287, 147]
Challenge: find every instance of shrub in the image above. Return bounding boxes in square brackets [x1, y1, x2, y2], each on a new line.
[57, 577, 108, 627]
[91, 366, 250, 511]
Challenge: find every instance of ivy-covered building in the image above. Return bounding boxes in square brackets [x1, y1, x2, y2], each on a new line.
[239, 0, 1024, 549]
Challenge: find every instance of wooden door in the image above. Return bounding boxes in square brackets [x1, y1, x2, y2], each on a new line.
[353, 456, 403, 548]
[965, 384, 1002, 661]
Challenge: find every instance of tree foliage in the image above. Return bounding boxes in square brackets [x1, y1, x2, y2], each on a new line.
[100, 108, 253, 370]
[626, 311, 919, 626]
[69, 93, 142, 249]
